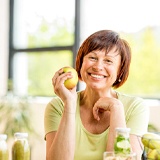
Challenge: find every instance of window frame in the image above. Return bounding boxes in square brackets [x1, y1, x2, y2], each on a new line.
[8, 0, 81, 94]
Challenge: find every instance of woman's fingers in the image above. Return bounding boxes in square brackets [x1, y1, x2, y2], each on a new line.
[93, 105, 107, 121]
[93, 106, 100, 121]
[52, 68, 64, 86]
[52, 68, 75, 96]
[93, 98, 110, 121]
[93, 97, 123, 121]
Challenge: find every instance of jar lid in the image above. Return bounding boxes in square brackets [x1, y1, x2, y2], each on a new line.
[0, 134, 7, 140]
[116, 127, 131, 132]
[14, 132, 28, 138]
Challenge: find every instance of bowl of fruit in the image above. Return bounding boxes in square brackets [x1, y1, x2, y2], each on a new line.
[141, 132, 160, 160]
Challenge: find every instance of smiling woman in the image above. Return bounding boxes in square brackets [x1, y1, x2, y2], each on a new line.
[80, 50, 121, 89]
[76, 30, 131, 89]
[44, 30, 149, 160]
[1, 0, 159, 160]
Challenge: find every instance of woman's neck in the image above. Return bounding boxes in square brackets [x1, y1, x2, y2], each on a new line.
[80, 88, 117, 108]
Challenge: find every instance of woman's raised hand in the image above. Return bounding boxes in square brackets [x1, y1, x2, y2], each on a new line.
[93, 97, 123, 121]
[52, 68, 77, 104]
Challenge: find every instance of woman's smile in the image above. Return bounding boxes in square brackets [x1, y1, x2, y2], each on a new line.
[88, 72, 107, 80]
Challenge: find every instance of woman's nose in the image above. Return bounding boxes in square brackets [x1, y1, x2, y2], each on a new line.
[92, 60, 103, 71]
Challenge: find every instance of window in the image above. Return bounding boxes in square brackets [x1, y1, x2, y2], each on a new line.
[9, 0, 160, 99]
[9, 0, 79, 96]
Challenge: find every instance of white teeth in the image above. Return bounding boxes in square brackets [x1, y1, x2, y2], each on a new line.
[90, 74, 104, 79]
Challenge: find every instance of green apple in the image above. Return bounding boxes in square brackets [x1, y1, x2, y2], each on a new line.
[63, 67, 78, 89]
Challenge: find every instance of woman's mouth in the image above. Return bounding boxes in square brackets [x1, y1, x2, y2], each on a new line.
[89, 73, 106, 79]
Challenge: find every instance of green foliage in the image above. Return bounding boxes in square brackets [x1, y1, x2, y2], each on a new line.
[148, 124, 159, 133]
[26, 18, 74, 96]
[117, 27, 160, 98]
[28, 51, 73, 96]
[0, 92, 36, 139]
[28, 19, 74, 47]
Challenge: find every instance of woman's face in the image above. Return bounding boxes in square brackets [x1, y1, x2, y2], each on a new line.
[80, 47, 121, 90]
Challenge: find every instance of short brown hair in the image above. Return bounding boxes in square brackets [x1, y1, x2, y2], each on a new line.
[75, 30, 131, 88]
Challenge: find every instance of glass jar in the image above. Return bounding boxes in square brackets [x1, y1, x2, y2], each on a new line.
[12, 132, 30, 160]
[0, 134, 8, 160]
[114, 127, 131, 155]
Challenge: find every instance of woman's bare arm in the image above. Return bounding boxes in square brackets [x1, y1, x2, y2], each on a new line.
[92, 97, 143, 159]
[46, 68, 77, 160]
[46, 103, 76, 160]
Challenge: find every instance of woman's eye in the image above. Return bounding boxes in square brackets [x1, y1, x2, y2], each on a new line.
[104, 59, 113, 64]
[89, 57, 97, 60]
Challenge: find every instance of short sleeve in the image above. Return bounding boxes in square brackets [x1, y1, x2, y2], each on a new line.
[44, 97, 64, 139]
[125, 97, 150, 136]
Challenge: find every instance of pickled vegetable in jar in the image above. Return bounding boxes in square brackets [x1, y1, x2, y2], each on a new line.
[0, 134, 8, 160]
[12, 132, 30, 160]
[114, 127, 131, 155]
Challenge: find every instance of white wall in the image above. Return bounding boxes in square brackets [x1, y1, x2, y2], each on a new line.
[29, 101, 47, 160]
[149, 105, 160, 131]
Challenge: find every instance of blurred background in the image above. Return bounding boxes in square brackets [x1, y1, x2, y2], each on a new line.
[0, 0, 160, 159]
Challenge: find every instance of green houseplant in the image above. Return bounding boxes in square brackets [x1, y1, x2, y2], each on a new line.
[0, 80, 36, 139]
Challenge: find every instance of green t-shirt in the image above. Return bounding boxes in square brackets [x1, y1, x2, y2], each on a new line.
[44, 91, 149, 160]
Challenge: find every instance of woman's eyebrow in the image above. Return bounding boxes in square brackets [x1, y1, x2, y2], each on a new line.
[90, 51, 98, 55]
[106, 50, 120, 58]
[90, 51, 119, 59]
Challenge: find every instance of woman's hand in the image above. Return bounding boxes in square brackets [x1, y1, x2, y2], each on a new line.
[52, 68, 77, 112]
[92, 97, 124, 121]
